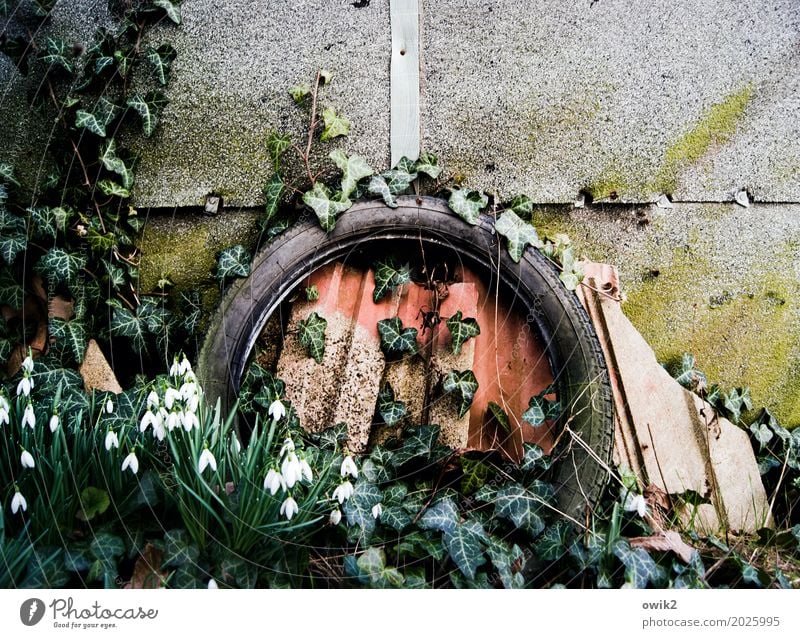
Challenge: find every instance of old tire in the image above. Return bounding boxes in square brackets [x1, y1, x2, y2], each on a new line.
[198, 196, 613, 517]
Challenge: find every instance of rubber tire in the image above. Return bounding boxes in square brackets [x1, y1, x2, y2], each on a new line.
[198, 196, 614, 517]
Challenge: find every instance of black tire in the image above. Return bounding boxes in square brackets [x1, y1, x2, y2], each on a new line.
[198, 196, 613, 517]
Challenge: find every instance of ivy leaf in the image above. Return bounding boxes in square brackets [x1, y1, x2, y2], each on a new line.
[612, 539, 665, 588]
[288, 84, 310, 104]
[97, 179, 130, 198]
[89, 533, 125, 562]
[39, 37, 74, 73]
[49, 318, 88, 364]
[442, 369, 479, 418]
[0, 163, 19, 186]
[261, 174, 284, 226]
[162, 530, 199, 568]
[493, 483, 545, 536]
[145, 44, 176, 85]
[443, 522, 486, 580]
[298, 311, 327, 363]
[558, 246, 584, 291]
[153, 0, 182, 24]
[487, 401, 510, 434]
[448, 189, 488, 225]
[99, 139, 134, 189]
[672, 352, 707, 392]
[535, 520, 572, 561]
[320, 106, 350, 141]
[0, 267, 24, 308]
[495, 210, 543, 263]
[266, 131, 292, 170]
[414, 151, 442, 178]
[485, 536, 525, 588]
[418, 497, 459, 534]
[215, 245, 251, 281]
[377, 317, 418, 356]
[329, 149, 373, 198]
[77, 487, 111, 522]
[302, 182, 351, 232]
[380, 504, 412, 532]
[377, 383, 407, 426]
[75, 110, 108, 137]
[94, 55, 114, 75]
[127, 92, 168, 137]
[372, 257, 411, 302]
[35, 248, 85, 286]
[445, 310, 480, 354]
[508, 194, 534, 219]
[75, 97, 121, 138]
[0, 211, 26, 264]
[520, 444, 550, 471]
[109, 304, 146, 351]
[460, 456, 491, 494]
[390, 425, 443, 467]
[749, 421, 773, 449]
[343, 480, 381, 542]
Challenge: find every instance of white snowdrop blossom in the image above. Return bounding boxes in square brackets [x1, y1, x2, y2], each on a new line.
[207, 579, 218, 590]
[147, 389, 160, 410]
[11, 489, 27, 515]
[186, 393, 200, 414]
[22, 402, 35, 429]
[281, 452, 302, 489]
[121, 451, 139, 475]
[140, 410, 155, 433]
[279, 437, 295, 457]
[179, 356, 192, 376]
[269, 399, 286, 423]
[105, 429, 119, 451]
[332, 480, 354, 504]
[298, 457, 313, 484]
[20, 449, 35, 469]
[198, 446, 217, 473]
[21, 353, 34, 373]
[49, 413, 59, 432]
[105, 398, 114, 414]
[329, 508, 342, 525]
[263, 468, 285, 495]
[181, 409, 199, 432]
[169, 356, 181, 378]
[371, 503, 382, 520]
[16, 376, 32, 398]
[280, 495, 299, 520]
[166, 409, 181, 432]
[164, 387, 181, 410]
[180, 382, 198, 401]
[231, 435, 242, 454]
[340, 455, 358, 479]
[152, 420, 167, 442]
[623, 491, 648, 518]
[0, 395, 10, 426]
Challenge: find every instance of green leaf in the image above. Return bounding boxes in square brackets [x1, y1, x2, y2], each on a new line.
[460, 456, 491, 494]
[495, 210, 543, 263]
[558, 246, 584, 291]
[298, 311, 327, 363]
[75, 110, 107, 137]
[377, 317, 418, 356]
[302, 182, 351, 232]
[380, 504, 412, 532]
[445, 310, 480, 354]
[372, 257, 411, 302]
[29, 205, 71, 241]
[612, 539, 664, 588]
[49, 318, 87, 363]
[288, 83, 310, 104]
[35, 248, 85, 285]
[535, 520, 572, 561]
[329, 149, 373, 197]
[0, 162, 20, 186]
[39, 37, 74, 73]
[262, 174, 284, 226]
[448, 189, 488, 225]
[75, 97, 121, 138]
[355, 547, 385, 581]
[508, 194, 534, 219]
[109, 305, 146, 351]
[153, 0, 182, 24]
[749, 421, 774, 449]
[520, 444, 550, 471]
[0, 267, 24, 308]
[443, 369, 479, 418]
[162, 530, 199, 568]
[90, 533, 125, 561]
[320, 106, 350, 141]
[443, 522, 486, 580]
[0, 211, 26, 264]
[97, 179, 130, 198]
[127, 92, 168, 137]
[266, 131, 292, 170]
[22, 549, 69, 588]
[418, 497, 459, 533]
[145, 44, 176, 85]
[522, 391, 560, 427]
[215, 245, 251, 281]
[343, 480, 382, 542]
[95, 55, 115, 75]
[493, 483, 545, 536]
[487, 401, 510, 434]
[414, 151, 442, 178]
[77, 487, 110, 521]
[377, 383, 407, 426]
[672, 353, 707, 392]
[486, 536, 525, 588]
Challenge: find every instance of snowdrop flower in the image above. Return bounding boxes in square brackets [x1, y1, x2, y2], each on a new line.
[198, 445, 217, 473]
[49, 413, 59, 432]
[105, 398, 114, 414]
[164, 387, 181, 410]
[22, 402, 35, 429]
[281, 452, 302, 489]
[298, 456, 313, 484]
[169, 356, 181, 378]
[179, 355, 192, 376]
[121, 450, 139, 475]
[152, 420, 166, 442]
[263, 468, 285, 495]
[181, 409, 199, 432]
[332, 480, 354, 504]
[22, 353, 34, 373]
[269, 399, 286, 423]
[20, 449, 35, 469]
[16, 375, 32, 398]
[280, 495, 299, 520]
[329, 508, 342, 525]
[180, 381, 198, 401]
[0, 395, 10, 426]
[231, 435, 242, 454]
[11, 488, 27, 514]
[623, 490, 648, 518]
[207, 578, 218, 590]
[371, 503, 382, 520]
[105, 429, 119, 451]
[340, 455, 358, 479]
[147, 389, 160, 410]
[166, 409, 182, 432]
[140, 410, 157, 433]
[279, 437, 295, 458]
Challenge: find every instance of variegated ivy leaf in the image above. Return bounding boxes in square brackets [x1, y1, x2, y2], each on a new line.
[145, 44, 177, 85]
[320, 106, 351, 141]
[35, 248, 86, 286]
[418, 497, 459, 533]
[367, 160, 418, 208]
[508, 194, 534, 219]
[0, 163, 19, 186]
[114, 50, 134, 78]
[558, 246, 584, 291]
[672, 352, 707, 393]
[448, 189, 488, 225]
[372, 257, 410, 302]
[485, 536, 526, 588]
[215, 245, 251, 281]
[390, 425, 442, 467]
[0, 214, 26, 264]
[377, 317, 418, 356]
[298, 311, 327, 364]
[612, 539, 665, 588]
[522, 391, 560, 427]
[414, 151, 442, 178]
[28, 206, 70, 241]
[97, 179, 130, 198]
[487, 401, 510, 434]
[39, 37, 74, 74]
[262, 174, 284, 226]
[75, 97, 121, 138]
[377, 383, 408, 426]
[127, 92, 167, 138]
[329, 149, 373, 198]
[443, 369, 479, 418]
[95, 56, 114, 75]
[49, 317, 87, 364]
[495, 210, 542, 263]
[153, 0, 182, 24]
[0, 267, 24, 308]
[302, 182, 352, 232]
[445, 310, 480, 355]
[520, 443, 550, 471]
[493, 483, 545, 536]
[288, 83, 310, 104]
[443, 521, 487, 580]
[266, 131, 292, 169]
[535, 520, 572, 562]
[99, 139, 134, 189]
[343, 479, 381, 541]
[749, 421, 773, 449]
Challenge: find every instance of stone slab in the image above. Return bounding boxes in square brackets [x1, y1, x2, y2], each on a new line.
[79, 339, 123, 395]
